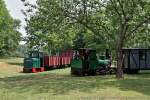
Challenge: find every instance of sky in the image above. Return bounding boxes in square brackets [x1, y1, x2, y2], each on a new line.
[5, 0, 37, 37]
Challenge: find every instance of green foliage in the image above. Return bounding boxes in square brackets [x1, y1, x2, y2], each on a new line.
[0, 0, 21, 57]
[22, 0, 150, 55]
[23, 0, 75, 52]
[126, 26, 150, 48]
[10, 45, 29, 57]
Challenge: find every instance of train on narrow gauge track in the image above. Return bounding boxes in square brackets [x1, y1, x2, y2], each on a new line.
[23, 48, 114, 75]
[23, 48, 150, 76]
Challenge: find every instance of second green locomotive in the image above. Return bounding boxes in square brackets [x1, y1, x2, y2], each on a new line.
[71, 48, 114, 76]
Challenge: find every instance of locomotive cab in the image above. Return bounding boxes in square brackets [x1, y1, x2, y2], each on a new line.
[71, 48, 99, 76]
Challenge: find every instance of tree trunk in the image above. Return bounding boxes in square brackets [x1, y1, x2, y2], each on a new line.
[116, 49, 124, 79]
[115, 22, 129, 79]
[116, 31, 125, 79]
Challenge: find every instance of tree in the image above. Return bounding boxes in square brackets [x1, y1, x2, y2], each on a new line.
[105, 0, 150, 78]
[0, 0, 21, 56]
[22, 0, 81, 52]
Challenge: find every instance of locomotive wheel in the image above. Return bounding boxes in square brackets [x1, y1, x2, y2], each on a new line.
[23, 68, 31, 73]
[96, 66, 106, 75]
[68, 64, 71, 67]
[89, 70, 96, 76]
[40, 67, 44, 72]
[109, 68, 117, 74]
[78, 70, 84, 76]
[32, 68, 36, 73]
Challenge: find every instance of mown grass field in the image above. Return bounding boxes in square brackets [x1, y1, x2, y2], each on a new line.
[0, 58, 150, 100]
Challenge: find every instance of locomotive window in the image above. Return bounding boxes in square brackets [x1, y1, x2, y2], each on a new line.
[139, 51, 146, 60]
[74, 51, 79, 59]
[31, 52, 38, 58]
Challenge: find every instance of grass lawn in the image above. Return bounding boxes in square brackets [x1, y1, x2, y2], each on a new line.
[0, 58, 150, 100]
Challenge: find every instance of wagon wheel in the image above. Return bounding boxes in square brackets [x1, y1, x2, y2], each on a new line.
[96, 67, 107, 75]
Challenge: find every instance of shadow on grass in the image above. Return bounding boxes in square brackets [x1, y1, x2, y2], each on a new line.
[0, 72, 150, 96]
[0, 73, 110, 95]
[104, 73, 150, 95]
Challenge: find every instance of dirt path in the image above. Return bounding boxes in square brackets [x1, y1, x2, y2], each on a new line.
[0, 62, 22, 73]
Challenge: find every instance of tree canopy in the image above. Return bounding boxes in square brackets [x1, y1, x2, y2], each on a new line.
[0, 0, 21, 56]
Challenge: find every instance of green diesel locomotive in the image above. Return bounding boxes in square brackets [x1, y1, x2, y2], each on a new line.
[23, 51, 45, 73]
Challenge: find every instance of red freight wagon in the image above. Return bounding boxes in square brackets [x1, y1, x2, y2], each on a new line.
[44, 50, 74, 69]
[44, 56, 49, 67]
[60, 50, 74, 66]
[44, 56, 61, 67]
[61, 50, 74, 59]
[61, 56, 71, 65]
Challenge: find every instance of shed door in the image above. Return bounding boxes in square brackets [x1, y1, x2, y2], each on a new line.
[139, 50, 146, 69]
